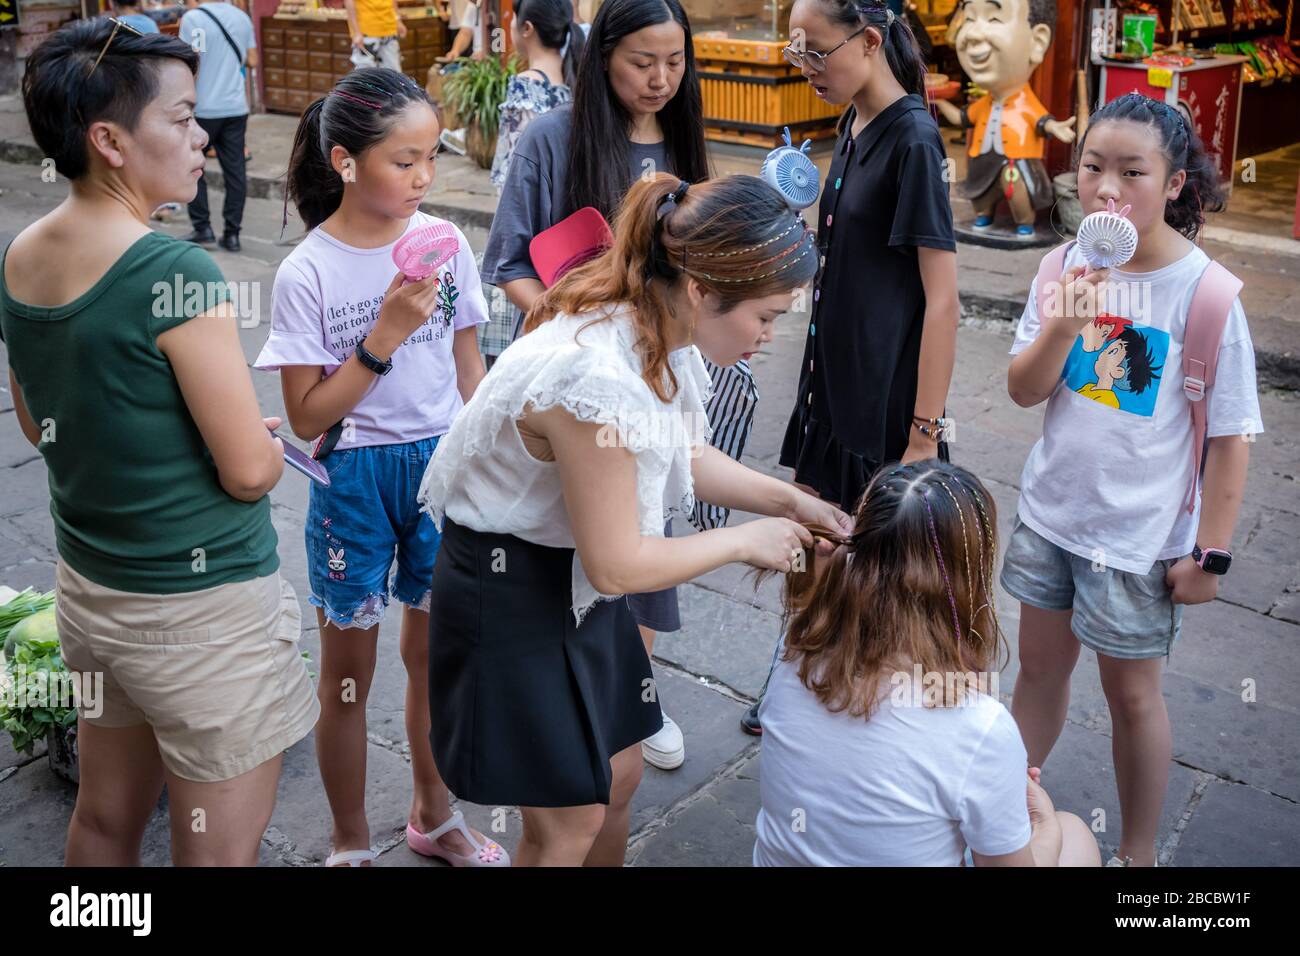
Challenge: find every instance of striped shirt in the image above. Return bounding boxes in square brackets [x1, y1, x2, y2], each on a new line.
[692, 359, 759, 531]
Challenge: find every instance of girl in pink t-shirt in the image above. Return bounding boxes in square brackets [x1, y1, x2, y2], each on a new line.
[255, 67, 503, 867]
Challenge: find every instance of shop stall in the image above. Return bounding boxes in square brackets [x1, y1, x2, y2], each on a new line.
[680, 0, 839, 146]
[260, 0, 451, 114]
[1091, 1, 1298, 158]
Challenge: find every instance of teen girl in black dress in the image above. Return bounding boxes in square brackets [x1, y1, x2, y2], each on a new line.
[780, 0, 958, 513]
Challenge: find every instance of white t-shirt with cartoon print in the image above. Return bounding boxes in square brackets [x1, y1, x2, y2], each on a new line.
[255, 212, 488, 450]
[1010, 244, 1264, 575]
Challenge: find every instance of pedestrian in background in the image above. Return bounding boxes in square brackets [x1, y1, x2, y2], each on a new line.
[345, 0, 405, 72]
[179, 0, 257, 252]
[107, 0, 160, 34]
[476, 0, 584, 369]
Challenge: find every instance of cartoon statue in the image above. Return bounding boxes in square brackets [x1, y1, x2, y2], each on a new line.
[936, 0, 1078, 237]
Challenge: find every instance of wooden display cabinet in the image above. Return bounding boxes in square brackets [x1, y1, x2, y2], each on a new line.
[260, 12, 450, 114]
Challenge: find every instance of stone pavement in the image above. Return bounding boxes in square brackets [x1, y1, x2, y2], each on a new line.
[0, 151, 1298, 867]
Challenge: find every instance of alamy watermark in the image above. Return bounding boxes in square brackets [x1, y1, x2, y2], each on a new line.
[889, 664, 1000, 708]
[0, 667, 102, 719]
[152, 274, 261, 329]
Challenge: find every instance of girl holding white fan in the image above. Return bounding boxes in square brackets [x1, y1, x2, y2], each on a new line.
[1005, 92, 1263, 867]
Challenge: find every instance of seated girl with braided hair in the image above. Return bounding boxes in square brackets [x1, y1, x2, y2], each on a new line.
[753, 460, 1101, 867]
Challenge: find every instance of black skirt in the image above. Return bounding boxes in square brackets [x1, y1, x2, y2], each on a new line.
[428, 517, 663, 808]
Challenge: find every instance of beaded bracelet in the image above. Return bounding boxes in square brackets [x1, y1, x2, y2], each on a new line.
[912, 415, 953, 439]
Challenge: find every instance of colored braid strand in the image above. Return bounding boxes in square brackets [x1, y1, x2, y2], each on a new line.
[692, 233, 816, 283]
[922, 490, 963, 645]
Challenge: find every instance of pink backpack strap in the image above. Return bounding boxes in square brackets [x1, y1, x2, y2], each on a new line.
[1181, 260, 1244, 514]
[1033, 241, 1075, 321]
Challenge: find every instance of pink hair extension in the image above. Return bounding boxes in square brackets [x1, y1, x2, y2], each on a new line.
[333, 89, 382, 110]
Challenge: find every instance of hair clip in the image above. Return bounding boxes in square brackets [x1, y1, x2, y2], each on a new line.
[333, 89, 383, 110]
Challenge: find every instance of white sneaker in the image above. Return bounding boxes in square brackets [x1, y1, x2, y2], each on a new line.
[642, 710, 685, 770]
[439, 128, 467, 156]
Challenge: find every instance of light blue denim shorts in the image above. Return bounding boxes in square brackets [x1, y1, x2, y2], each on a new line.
[999, 515, 1183, 660]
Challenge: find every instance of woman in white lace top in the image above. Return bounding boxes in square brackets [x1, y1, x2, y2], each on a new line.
[418, 173, 851, 865]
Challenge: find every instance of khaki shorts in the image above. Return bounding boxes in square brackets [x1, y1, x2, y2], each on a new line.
[55, 561, 320, 782]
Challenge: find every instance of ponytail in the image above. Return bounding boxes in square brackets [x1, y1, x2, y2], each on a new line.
[560, 21, 585, 88]
[285, 98, 339, 233]
[514, 0, 587, 90]
[283, 67, 433, 233]
[819, 0, 927, 99]
[527, 173, 818, 403]
[1077, 93, 1227, 240]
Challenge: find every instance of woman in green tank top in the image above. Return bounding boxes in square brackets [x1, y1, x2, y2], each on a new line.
[0, 20, 318, 866]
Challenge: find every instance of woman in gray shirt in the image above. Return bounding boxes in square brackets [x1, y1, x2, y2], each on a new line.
[480, 0, 715, 772]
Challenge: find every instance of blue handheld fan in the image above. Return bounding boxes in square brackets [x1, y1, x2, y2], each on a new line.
[761, 127, 819, 210]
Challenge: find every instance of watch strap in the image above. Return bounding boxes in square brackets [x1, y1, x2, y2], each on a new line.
[356, 339, 393, 376]
[1193, 545, 1232, 574]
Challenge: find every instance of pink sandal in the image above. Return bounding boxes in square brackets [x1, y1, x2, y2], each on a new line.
[406, 810, 509, 867]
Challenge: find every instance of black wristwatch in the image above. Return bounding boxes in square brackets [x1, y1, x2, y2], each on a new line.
[1192, 545, 1232, 575]
[355, 338, 393, 376]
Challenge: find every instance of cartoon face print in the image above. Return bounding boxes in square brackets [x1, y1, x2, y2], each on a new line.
[1092, 338, 1129, 392]
[327, 546, 347, 580]
[1080, 313, 1133, 352]
[1063, 320, 1168, 417]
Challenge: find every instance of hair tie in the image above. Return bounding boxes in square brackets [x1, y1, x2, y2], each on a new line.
[649, 181, 691, 280]
[657, 180, 690, 218]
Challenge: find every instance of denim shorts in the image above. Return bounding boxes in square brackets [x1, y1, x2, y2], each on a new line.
[306, 435, 441, 630]
[999, 515, 1183, 660]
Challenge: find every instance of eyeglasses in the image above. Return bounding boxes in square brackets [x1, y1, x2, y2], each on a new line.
[781, 25, 867, 73]
[87, 17, 145, 78]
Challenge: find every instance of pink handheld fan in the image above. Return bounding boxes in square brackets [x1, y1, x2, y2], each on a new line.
[392, 223, 460, 285]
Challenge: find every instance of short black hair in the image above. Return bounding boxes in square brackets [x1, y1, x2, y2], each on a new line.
[22, 18, 198, 181]
[1115, 327, 1162, 395]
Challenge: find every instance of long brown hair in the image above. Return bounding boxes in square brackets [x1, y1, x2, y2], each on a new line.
[525, 173, 818, 403]
[766, 461, 1008, 718]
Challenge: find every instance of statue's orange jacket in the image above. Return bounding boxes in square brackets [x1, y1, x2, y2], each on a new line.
[965, 85, 1050, 160]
